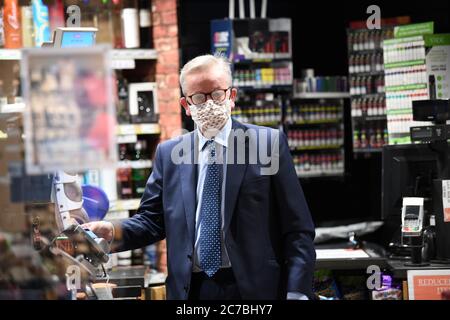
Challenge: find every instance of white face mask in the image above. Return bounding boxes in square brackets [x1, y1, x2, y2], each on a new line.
[189, 99, 231, 138]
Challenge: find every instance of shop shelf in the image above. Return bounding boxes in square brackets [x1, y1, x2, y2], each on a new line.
[290, 145, 344, 151]
[117, 160, 152, 169]
[110, 199, 141, 212]
[353, 148, 383, 153]
[0, 49, 21, 60]
[286, 119, 342, 126]
[292, 92, 350, 99]
[117, 123, 160, 135]
[111, 49, 158, 60]
[351, 115, 387, 121]
[0, 48, 157, 62]
[0, 103, 25, 113]
[236, 84, 293, 92]
[297, 171, 344, 178]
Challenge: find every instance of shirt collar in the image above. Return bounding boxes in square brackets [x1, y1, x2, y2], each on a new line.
[197, 117, 232, 151]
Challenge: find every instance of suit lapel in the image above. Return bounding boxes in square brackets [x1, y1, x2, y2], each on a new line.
[224, 120, 249, 233]
[178, 132, 198, 244]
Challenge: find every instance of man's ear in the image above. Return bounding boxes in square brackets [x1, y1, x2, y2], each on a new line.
[230, 87, 238, 109]
[180, 97, 191, 116]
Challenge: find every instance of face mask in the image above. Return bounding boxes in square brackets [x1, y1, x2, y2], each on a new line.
[189, 99, 231, 138]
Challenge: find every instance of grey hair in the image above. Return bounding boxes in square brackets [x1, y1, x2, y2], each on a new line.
[179, 54, 232, 94]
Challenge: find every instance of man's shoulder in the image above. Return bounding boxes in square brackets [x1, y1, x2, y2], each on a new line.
[158, 131, 194, 153]
[233, 121, 279, 134]
[232, 121, 282, 143]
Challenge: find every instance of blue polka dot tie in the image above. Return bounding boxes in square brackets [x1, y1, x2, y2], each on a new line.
[199, 139, 222, 277]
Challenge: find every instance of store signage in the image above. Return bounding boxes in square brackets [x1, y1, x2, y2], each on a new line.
[66, 5, 81, 28]
[394, 22, 434, 38]
[366, 5, 381, 30]
[407, 269, 450, 300]
[210, 19, 233, 59]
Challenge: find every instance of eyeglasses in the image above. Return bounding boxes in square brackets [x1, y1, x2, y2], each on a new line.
[186, 87, 231, 105]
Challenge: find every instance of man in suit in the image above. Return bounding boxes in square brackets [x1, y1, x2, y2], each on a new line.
[85, 54, 316, 300]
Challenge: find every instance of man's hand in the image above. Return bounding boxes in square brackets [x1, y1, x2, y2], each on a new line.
[81, 221, 114, 242]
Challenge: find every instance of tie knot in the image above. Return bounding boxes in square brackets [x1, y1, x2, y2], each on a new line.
[205, 139, 216, 161]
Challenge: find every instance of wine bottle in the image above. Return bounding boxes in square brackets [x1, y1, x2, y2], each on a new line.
[20, 2, 34, 47]
[121, 0, 140, 48]
[0, 6, 5, 48]
[48, 0, 64, 32]
[3, 0, 22, 48]
[138, 0, 152, 48]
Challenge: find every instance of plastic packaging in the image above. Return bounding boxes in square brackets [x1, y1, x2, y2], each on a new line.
[32, 0, 51, 47]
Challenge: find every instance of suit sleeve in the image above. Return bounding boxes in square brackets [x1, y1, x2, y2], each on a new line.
[115, 144, 166, 252]
[271, 131, 316, 298]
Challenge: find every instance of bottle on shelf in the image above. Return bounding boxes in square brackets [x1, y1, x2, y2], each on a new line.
[112, 0, 125, 48]
[3, 0, 22, 48]
[95, 0, 115, 46]
[31, 0, 50, 47]
[116, 72, 131, 124]
[21, 2, 34, 48]
[138, 0, 152, 48]
[121, 0, 140, 48]
[117, 167, 133, 199]
[0, 6, 5, 48]
[131, 167, 150, 198]
[48, 0, 64, 32]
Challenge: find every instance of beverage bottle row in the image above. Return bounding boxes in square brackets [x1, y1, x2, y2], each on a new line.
[293, 153, 344, 176]
[288, 129, 344, 148]
[294, 75, 348, 93]
[119, 140, 150, 161]
[0, 0, 153, 49]
[353, 127, 388, 149]
[349, 75, 385, 95]
[348, 52, 384, 74]
[286, 104, 341, 123]
[232, 105, 280, 124]
[233, 67, 292, 87]
[351, 96, 386, 117]
[117, 166, 151, 199]
[348, 28, 394, 52]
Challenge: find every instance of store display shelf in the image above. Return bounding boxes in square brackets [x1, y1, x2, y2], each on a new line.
[286, 119, 342, 126]
[297, 171, 344, 178]
[352, 115, 387, 121]
[0, 49, 21, 60]
[349, 70, 384, 77]
[350, 92, 385, 98]
[117, 123, 160, 135]
[117, 160, 152, 169]
[233, 55, 292, 64]
[111, 49, 158, 60]
[250, 121, 280, 127]
[292, 92, 350, 99]
[353, 147, 383, 153]
[236, 84, 293, 92]
[290, 145, 343, 151]
[0, 103, 25, 113]
[110, 199, 141, 212]
[0, 49, 158, 61]
[348, 48, 383, 54]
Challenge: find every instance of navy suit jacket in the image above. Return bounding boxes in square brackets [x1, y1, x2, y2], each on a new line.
[117, 120, 316, 300]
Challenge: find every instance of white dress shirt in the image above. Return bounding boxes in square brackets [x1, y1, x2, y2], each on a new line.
[193, 117, 232, 272]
